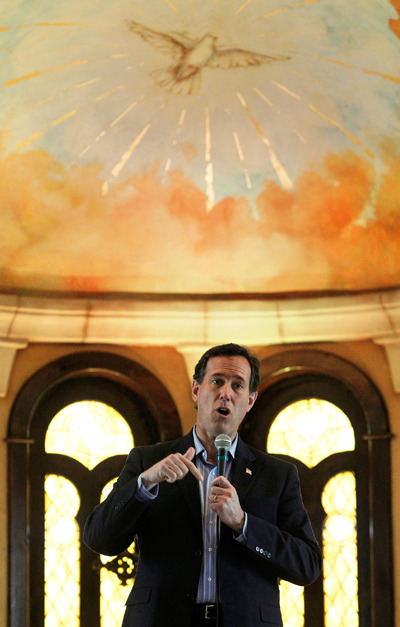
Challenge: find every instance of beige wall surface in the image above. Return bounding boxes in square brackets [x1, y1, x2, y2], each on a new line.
[1, 340, 399, 626]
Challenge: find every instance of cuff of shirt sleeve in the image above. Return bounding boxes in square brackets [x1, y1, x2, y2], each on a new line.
[233, 511, 248, 543]
[135, 474, 159, 502]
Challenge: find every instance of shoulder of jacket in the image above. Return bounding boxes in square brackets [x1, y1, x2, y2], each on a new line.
[246, 442, 298, 474]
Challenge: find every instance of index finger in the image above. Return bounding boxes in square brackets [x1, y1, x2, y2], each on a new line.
[181, 451, 203, 482]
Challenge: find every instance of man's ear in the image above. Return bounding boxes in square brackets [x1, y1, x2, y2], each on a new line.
[247, 391, 258, 412]
[192, 379, 199, 403]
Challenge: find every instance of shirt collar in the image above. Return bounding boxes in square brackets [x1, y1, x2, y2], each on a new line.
[192, 426, 238, 461]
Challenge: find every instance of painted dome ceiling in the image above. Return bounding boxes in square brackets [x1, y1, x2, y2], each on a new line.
[1, 0, 400, 295]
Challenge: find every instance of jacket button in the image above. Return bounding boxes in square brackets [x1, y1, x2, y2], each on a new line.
[195, 549, 203, 556]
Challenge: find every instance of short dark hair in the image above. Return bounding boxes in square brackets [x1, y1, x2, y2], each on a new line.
[193, 343, 260, 393]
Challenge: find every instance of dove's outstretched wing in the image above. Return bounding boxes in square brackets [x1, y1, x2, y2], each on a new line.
[125, 20, 290, 95]
[126, 20, 195, 61]
[209, 47, 290, 70]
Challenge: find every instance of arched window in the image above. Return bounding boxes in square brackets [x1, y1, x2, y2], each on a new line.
[268, 399, 357, 627]
[240, 350, 393, 627]
[8, 352, 181, 627]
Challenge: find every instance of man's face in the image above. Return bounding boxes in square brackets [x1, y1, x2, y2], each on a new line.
[192, 355, 258, 441]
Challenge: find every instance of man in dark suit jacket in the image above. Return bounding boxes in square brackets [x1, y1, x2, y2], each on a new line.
[84, 343, 322, 626]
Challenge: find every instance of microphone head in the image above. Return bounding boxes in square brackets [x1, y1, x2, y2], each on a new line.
[215, 433, 232, 450]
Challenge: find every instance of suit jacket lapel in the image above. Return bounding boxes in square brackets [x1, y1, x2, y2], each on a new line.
[171, 432, 203, 535]
[231, 437, 260, 502]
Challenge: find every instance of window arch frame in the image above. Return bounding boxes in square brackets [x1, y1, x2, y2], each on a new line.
[7, 351, 182, 627]
[240, 349, 393, 627]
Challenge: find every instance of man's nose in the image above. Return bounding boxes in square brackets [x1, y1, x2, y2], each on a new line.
[219, 383, 231, 400]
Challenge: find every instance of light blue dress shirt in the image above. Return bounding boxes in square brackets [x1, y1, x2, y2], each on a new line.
[136, 427, 248, 603]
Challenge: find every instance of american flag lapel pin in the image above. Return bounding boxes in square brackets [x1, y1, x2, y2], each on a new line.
[246, 468, 252, 475]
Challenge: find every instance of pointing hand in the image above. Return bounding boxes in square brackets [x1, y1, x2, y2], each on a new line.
[141, 447, 202, 490]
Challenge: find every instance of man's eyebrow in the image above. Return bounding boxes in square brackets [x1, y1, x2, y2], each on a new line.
[209, 371, 246, 382]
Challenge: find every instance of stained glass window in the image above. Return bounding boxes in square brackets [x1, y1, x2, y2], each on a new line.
[322, 472, 358, 626]
[267, 398, 357, 627]
[45, 400, 134, 469]
[45, 475, 80, 627]
[44, 400, 134, 627]
[267, 398, 355, 468]
[279, 580, 304, 627]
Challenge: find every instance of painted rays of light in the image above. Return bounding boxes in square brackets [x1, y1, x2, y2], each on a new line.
[3, 0, 398, 214]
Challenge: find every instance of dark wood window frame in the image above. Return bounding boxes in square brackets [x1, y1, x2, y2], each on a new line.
[7, 351, 182, 627]
[240, 349, 393, 627]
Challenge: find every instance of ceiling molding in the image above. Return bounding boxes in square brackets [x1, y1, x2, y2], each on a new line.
[1, 290, 399, 395]
[0, 290, 399, 347]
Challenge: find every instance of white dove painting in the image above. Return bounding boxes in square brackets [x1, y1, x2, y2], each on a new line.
[1, 0, 400, 295]
[126, 20, 290, 95]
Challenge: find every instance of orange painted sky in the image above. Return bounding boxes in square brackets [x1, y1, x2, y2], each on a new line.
[1, 138, 400, 294]
[1, 0, 400, 294]
[389, 0, 400, 38]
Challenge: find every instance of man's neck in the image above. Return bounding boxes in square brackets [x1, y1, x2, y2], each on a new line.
[194, 424, 218, 464]
[194, 424, 237, 465]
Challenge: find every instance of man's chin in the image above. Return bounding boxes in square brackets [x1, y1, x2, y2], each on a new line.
[212, 416, 233, 434]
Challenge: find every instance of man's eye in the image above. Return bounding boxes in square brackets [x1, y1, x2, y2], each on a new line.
[234, 383, 243, 390]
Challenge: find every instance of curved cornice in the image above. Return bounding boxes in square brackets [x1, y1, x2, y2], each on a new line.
[0, 289, 399, 345]
[0, 289, 400, 394]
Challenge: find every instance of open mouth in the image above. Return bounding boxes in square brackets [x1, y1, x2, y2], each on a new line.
[217, 407, 230, 416]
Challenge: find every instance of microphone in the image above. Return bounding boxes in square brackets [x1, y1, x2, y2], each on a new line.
[215, 433, 232, 478]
